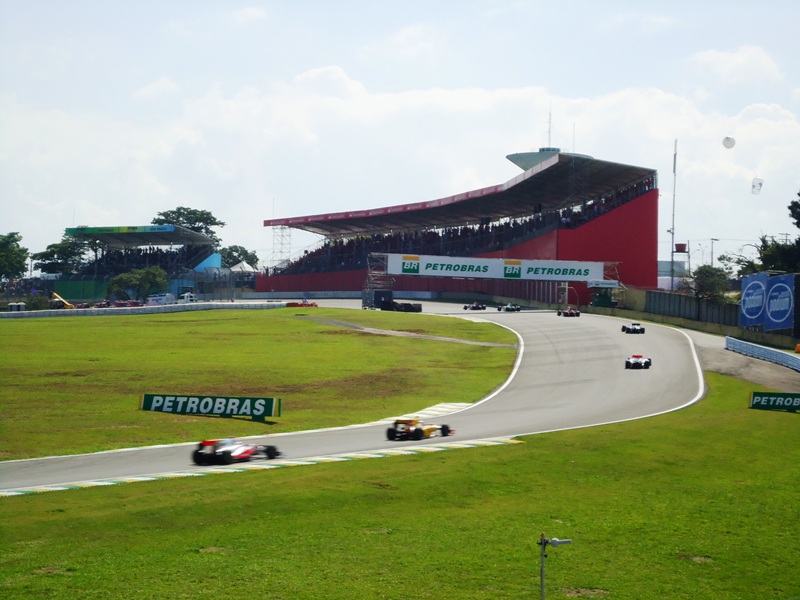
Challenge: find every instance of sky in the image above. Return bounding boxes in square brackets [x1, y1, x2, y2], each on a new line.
[2, 0, 799, 275]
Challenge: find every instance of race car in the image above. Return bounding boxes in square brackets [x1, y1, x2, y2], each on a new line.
[497, 303, 522, 312]
[622, 322, 646, 334]
[286, 300, 318, 307]
[386, 418, 454, 441]
[557, 307, 580, 317]
[625, 355, 652, 369]
[464, 302, 487, 310]
[192, 438, 282, 465]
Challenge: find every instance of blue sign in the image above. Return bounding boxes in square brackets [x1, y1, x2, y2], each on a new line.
[740, 272, 796, 332]
[739, 272, 768, 328]
[764, 274, 795, 331]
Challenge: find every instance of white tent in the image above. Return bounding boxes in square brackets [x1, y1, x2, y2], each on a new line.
[230, 261, 257, 273]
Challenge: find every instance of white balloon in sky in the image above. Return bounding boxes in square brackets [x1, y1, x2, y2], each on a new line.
[751, 178, 764, 194]
[722, 136, 736, 149]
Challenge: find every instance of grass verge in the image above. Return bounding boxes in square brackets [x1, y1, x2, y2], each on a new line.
[0, 374, 798, 599]
[0, 308, 516, 459]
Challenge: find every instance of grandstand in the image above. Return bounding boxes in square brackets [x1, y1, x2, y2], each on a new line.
[260, 148, 659, 306]
[56, 225, 224, 300]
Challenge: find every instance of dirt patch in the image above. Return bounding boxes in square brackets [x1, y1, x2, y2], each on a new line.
[302, 317, 516, 347]
[696, 346, 800, 392]
[563, 589, 609, 597]
[677, 554, 714, 563]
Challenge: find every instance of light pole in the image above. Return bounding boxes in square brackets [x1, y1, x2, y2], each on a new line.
[710, 238, 719, 268]
[537, 532, 573, 599]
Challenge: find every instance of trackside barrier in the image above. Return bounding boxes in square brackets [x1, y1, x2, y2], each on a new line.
[0, 301, 288, 319]
[726, 337, 800, 373]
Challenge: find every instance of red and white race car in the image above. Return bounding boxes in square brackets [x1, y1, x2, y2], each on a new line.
[192, 438, 282, 465]
[625, 355, 652, 370]
[557, 307, 581, 317]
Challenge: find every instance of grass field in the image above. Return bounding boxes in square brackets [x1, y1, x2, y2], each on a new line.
[1, 308, 799, 599]
[0, 308, 516, 459]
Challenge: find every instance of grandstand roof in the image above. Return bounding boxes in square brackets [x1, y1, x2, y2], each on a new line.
[263, 151, 657, 238]
[65, 225, 214, 247]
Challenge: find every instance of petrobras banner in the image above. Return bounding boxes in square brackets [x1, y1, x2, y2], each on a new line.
[750, 392, 800, 413]
[386, 254, 604, 282]
[140, 394, 281, 422]
[739, 272, 796, 332]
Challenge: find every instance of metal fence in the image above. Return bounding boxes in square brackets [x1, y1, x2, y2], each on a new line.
[645, 290, 740, 327]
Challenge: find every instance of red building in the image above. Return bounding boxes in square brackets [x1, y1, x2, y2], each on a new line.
[259, 149, 658, 306]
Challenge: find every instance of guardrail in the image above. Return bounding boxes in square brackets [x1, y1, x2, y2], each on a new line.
[0, 301, 287, 319]
[726, 337, 800, 372]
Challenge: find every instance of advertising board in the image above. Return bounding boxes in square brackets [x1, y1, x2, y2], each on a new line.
[739, 272, 796, 332]
[140, 394, 281, 422]
[386, 254, 604, 282]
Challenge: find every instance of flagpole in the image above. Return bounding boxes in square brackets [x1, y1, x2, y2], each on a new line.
[670, 139, 677, 291]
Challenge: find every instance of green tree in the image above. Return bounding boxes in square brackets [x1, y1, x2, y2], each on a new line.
[30, 235, 89, 275]
[0, 232, 30, 279]
[760, 238, 800, 274]
[788, 189, 800, 229]
[720, 190, 800, 277]
[106, 267, 168, 301]
[219, 245, 259, 269]
[152, 207, 226, 244]
[692, 265, 730, 302]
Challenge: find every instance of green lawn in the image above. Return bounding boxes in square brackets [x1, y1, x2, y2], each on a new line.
[1, 309, 798, 599]
[0, 308, 516, 458]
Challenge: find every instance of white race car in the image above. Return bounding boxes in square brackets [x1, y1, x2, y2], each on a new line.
[497, 303, 522, 312]
[622, 323, 645, 334]
[625, 355, 652, 369]
[192, 438, 282, 465]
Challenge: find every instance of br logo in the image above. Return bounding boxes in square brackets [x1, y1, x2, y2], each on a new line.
[503, 261, 521, 278]
[402, 259, 420, 274]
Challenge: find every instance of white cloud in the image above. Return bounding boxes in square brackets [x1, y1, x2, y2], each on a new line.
[386, 23, 443, 58]
[689, 45, 783, 85]
[599, 11, 682, 34]
[134, 76, 180, 100]
[231, 7, 267, 26]
[1, 2, 799, 268]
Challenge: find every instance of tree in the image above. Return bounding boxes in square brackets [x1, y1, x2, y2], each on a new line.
[760, 238, 800, 274]
[152, 207, 226, 244]
[788, 189, 800, 230]
[719, 238, 800, 278]
[106, 266, 168, 301]
[692, 265, 730, 302]
[0, 232, 29, 279]
[30, 235, 90, 275]
[219, 245, 259, 269]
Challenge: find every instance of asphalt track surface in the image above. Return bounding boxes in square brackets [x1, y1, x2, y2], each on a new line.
[2, 300, 796, 493]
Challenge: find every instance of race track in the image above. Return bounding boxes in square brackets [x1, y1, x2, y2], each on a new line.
[0, 302, 704, 494]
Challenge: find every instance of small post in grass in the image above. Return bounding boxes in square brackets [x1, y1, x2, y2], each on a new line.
[537, 532, 572, 599]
